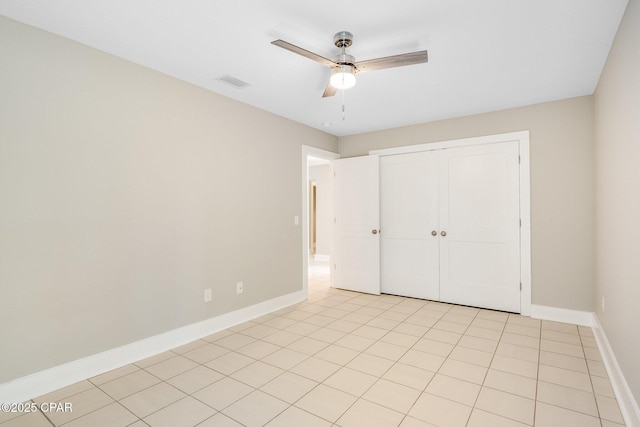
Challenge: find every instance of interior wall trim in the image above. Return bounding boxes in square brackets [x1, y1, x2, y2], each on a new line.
[0, 290, 306, 404]
[592, 314, 640, 427]
[530, 304, 595, 326]
[369, 130, 530, 157]
[532, 305, 639, 425]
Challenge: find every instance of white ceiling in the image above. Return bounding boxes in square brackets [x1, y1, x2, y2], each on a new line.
[0, 0, 628, 136]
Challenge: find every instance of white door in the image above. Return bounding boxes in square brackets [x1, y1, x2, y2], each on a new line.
[333, 155, 380, 294]
[439, 142, 521, 312]
[380, 152, 440, 300]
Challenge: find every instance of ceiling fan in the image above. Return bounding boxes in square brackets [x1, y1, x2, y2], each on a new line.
[271, 31, 428, 98]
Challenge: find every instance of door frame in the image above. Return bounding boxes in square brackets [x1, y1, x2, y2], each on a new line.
[301, 146, 339, 297]
[370, 130, 532, 315]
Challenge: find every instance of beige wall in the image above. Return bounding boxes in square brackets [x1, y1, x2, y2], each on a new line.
[594, 0, 640, 404]
[0, 16, 337, 382]
[339, 96, 596, 312]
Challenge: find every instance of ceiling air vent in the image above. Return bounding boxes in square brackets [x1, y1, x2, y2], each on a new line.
[216, 74, 250, 89]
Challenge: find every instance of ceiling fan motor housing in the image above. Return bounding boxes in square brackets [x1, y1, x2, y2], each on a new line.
[334, 53, 356, 66]
[333, 31, 356, 70]
[333, 31, 354, 48]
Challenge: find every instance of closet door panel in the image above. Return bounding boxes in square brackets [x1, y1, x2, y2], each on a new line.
[439, 142, 521, 312]
[380, 152, 439, 300]
[381, 239, 438, 299]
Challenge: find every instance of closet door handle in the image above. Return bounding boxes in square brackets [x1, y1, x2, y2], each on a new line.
[431, 230, 437, 236]
[372, 229, 378, 235]
[441, 231, 447, 237]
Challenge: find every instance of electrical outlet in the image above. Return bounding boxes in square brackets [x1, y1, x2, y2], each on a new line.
[236, 282, 244, 295]
[602, 296, 605, 312]
[204, 288, 212, 303]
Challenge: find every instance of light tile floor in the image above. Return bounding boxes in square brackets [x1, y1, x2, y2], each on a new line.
[1, 260, 625, 426]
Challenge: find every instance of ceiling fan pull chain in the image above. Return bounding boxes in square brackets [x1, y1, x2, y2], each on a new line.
[342, 90, 346, 121]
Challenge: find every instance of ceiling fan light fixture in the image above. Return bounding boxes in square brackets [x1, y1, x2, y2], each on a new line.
[271, 31, 427, 98]
[330, 65, 356, 90]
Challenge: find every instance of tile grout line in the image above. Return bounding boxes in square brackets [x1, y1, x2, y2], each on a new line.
[532, 317, 543, 427]
[582, 325, 606, 426]
[330, 297, 439, 426]
[464, 310, 508, 427]
[287, 293, 425, 425]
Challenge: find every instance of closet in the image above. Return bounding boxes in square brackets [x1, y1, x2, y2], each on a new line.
[380, 141, 521, 313]
[333, 132, 530, 314]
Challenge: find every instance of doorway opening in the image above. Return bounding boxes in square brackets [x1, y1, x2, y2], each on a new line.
[301, 146, 338, 297]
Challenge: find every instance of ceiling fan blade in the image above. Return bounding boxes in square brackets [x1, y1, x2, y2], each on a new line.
[271, 39, 337, 68]
[322, 81, 337, 98]
[355, 50, 428, 73]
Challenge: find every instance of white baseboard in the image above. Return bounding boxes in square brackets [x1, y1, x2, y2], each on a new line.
[592, 314, 640, 427]
[527, 305, 639, 425]
[0, 290, 306, 403]
[530, 304, 595, 326]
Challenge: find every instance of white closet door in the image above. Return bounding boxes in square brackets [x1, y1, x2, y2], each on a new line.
[439, 141, 521, 312]
[380, 152, 440, 299]
[333, 155, 380, 295]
